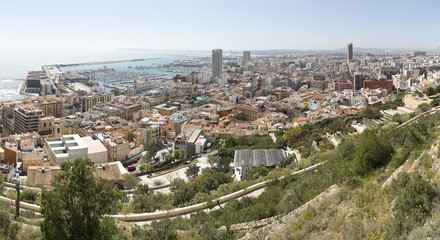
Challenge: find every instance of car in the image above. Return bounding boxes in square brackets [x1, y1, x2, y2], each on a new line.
[131, 158, 138, 163]
[127, 165, 136, 171]
[122, 162, 131, 168]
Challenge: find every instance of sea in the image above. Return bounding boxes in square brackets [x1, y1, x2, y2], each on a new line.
[0, 49, 210, 102]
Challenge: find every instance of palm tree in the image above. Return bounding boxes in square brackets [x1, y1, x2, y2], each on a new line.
[160, 151, 167, 163]
[180, 150, 186, 159]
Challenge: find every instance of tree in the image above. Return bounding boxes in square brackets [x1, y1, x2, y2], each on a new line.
[40, 158, 122, 240]
[353, 129, 393, 175]
[358, 107, 382, 119]
[20, 188, 40, 204]
[143, 145, 158, 164]
[425, 87, 435, 96]
[180, 150, 186, 159]
[174, 150, 180, 160]
[125, 131, 134, 142]
[430, 98, 440, 107]
[162, 130, 168, 139]
[225, 136, 237, 148]
[211, 137, 222, 149]
[416, 103, 431, 114]
[123, 174, 141, 189]
[161, 152, 167, 163]
[110, 88, 123, 96]
[185, 164, 200, 179]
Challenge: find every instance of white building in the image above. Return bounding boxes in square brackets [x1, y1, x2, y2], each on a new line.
[44, 134, 88, 165]
[81, 136, 108, 164]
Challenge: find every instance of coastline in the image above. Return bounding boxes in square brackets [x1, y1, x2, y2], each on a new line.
[2, 55, 189, 103]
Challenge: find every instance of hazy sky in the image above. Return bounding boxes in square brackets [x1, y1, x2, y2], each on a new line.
[0, 0, 439, 52]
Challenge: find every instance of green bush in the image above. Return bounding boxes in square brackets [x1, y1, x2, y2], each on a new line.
[385, 173, 435, 238]
[246, 167, 270, 180]
[354, 129, 393, 175]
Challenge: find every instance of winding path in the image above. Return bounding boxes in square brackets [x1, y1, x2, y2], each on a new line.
[0, 162, 325, 222]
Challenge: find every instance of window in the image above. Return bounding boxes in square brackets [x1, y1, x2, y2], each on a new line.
[57, 128, 60, 133]
[44, 122, 46, 128]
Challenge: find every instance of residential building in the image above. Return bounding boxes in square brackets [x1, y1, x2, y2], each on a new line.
[353, 73, 365, 90]
[103, 134, 129, 162]
[4, 142, 18, 167]
[22, 152, 50, 172]
[80, 92, 115, 112]
[13, 104, 44, 134]
[347, 43, 353, 61]
[154, 103, 178, 116]
[243, 51, 251, 66]
[27, 162, 124, 187]
[363, 78, 393, 94]
[145, 125, 160, 146]
[335, 79, 353, 92]
[0, 163, 15, 181]
[212, 49, 222, 80]
[236, 104, 265, 121]
[38, 96, 62, 118]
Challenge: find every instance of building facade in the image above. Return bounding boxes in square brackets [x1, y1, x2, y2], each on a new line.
[212, 49, 223, 80]
[13, 104, 44, 134]
[44, 134, 88, 165]
[347, 43, 353, 61]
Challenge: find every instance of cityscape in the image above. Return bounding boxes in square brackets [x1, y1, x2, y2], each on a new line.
[1, 0, 440, 239]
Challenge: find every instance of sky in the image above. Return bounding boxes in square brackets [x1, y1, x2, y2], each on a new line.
[0, 0, 439, 52]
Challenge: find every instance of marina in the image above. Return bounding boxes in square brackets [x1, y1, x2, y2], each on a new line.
[56, 57, 209, 92]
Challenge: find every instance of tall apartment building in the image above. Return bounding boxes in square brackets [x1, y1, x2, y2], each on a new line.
[13, 104, 44, 134]
[38, 96, 62, 118]
[80, 93, 115, 112]
[145, 125, 160, 146]
[363, 78, 393, 94]
[212, 49, 222, 80]
[243, 51, 251, 66]
[335, 79, 353, 92]
[353, 73, 365, 90]
[347, 43, 353, 61]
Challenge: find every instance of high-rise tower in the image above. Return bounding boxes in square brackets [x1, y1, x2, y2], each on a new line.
[347, 43, 353, 61]
[212, 49, 222, 79]
[243, 51, 251, 66]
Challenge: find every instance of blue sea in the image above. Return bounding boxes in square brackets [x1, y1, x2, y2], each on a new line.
[0, 49, 210, 102]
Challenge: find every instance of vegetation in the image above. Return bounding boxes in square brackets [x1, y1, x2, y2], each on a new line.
[40, 158, 122, 240]
[185, 163, 200, 179]
[378, 92, 406, 110]
[353, 129, 392, 175]
[125, 131, 134, 142]
[123, 174, 141, 189]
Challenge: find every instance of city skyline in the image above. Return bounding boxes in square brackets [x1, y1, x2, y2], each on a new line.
[1, 0, 439, 52]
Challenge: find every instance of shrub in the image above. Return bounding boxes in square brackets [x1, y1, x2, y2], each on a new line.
[353, 129, 393, 175]
[385, 173, 435, 237]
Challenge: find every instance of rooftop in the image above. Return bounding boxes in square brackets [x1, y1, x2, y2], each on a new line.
[234, 149, 286, 167]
